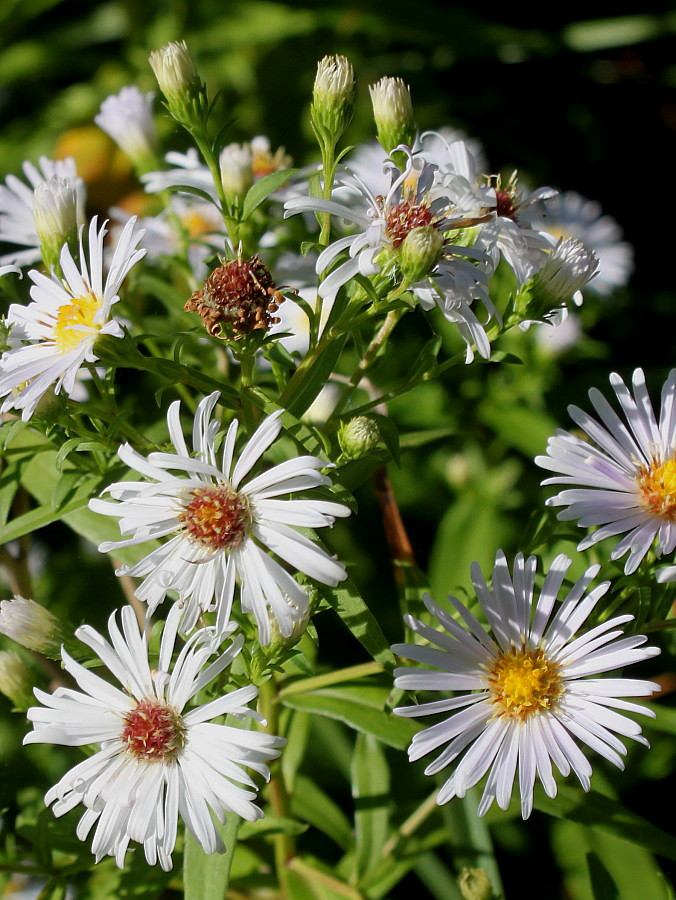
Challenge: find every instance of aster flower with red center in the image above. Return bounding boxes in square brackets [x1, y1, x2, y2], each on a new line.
[393, 551, 659, 818]
[284, 148, 499, 360]
[536, 368, 676, 574]
[89, 392, 349, 644]
[24, 605, 284, 870]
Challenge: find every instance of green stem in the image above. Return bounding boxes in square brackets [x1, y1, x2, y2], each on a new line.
[332, 307, 407, 417]
[259, 678, 294, 897]
[379, 790, 439, 860]
[191, 130, 240, 252]
[279, 661, 382, 698]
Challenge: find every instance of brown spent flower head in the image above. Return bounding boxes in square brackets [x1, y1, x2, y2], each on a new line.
[185, 255, 287, 339]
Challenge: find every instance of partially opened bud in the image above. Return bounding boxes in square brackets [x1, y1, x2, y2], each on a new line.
[370, 76, 415, 154]
[522, 237, 598, 320]
[149, 41, 203, 125]
[399, 225, 444, 285]
[220, 143, 254, 201]
[33, 176, 78, 271]
[311, 55, 356, 145]
[0, 650, 34, 710]
[0, 596, 69, 659]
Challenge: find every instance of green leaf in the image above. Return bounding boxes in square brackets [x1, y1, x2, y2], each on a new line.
[291, 775, 353, 850]
[287, 856, 364, 899]
[237, 816, 308, 840]
[280, 334, 347, 418]
[241, 168, 298, 221]
[478, 401, 557, 458]
[368, 414, 400, 466]
[399, 427, 456, 449]
[587, 852, 621, 900]
[183, 814, 241, 900]
[535, 785, 676, 861]
[429, 493, 514, 599]
[317, 578, 397, 672]
[282, 683, 418, 750]
[245, 385, 328, 458]
[352, 733, 390, 884]
[281, 709, 311, 792]
[0, 451, 22, 526]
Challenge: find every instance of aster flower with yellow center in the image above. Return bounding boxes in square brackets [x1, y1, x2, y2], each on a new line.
[24, 605, 284, 871]
[536, 368, 676, 574]
[393, 551, 659, 818]
[0, 216, 145, 421]
[89, 392, 349, 644]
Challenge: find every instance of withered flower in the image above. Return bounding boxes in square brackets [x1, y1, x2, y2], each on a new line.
[185, 255, 286, 339]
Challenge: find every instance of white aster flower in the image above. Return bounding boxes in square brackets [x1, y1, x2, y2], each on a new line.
[250, 135, 292, 179]
[656, 564, 676, 583]
[524, 190, 634, 295]
[109, 195, 224, 280]
[284, 149, 498, 361]
[0, 216, 146, 421]
[25, 605, 284, 871]
[0, 156, 86, 268]
[394, 551, 659, 818]
[142, 148, 217, 200]
[89, 393, 350, 644]
[536, 368, 676, 574]
[95, 86, 158, 165]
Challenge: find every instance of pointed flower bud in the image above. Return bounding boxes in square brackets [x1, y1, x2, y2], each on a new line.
[370, 76, 415, 154]
[399, 225, 444, 285]
[32, 176, 79, 271]
[149, 41, 203, 125]
[339, 415, 381, 459]
[220, 142, 254, 201]
[311, 55, 356, 145]
[0, 650, 34, 710]
[0, 596, 69, 659]
[523, 237, 599, 320]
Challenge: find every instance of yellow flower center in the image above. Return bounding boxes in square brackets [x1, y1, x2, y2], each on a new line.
[636, 456, 676, 520]
[486, 646, 563, 721]
[181, 210, 214, 238]
[178, 484, 252, 551]
[53, 293, 101, 354]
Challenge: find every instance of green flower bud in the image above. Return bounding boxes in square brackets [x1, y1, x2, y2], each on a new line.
[0, 650, 34, 710]
[339, 416, 381, 459]
[33, 176, 78, 272]
[311, 55, 356, 145]
[458, 867, 495, 900]
[0, 596, 69, 660]
[149, 41, 204, 125]
[399, 225, 444, 285]
[370, 76, 415, 158]
[268, 597, 311, 650]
